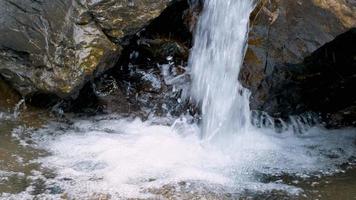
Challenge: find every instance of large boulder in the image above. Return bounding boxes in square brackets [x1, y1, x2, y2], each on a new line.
[32, 0, 194, 115]
[0, 0, 172, 98]
[242, 0, 355, 100]
[241, 0, 356, 119]
[254, 28, 356, 127]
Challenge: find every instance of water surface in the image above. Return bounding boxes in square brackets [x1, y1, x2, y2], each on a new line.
[1, 115, 355, 199]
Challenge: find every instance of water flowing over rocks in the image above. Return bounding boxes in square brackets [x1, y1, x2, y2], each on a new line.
[1, 1, 356, 199]
[109, 0, 356, 127]
[0, 0, 172, 98]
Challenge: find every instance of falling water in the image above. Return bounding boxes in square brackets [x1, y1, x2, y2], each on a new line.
[13, 99, 25, 119]
[189, 0, 255, 140]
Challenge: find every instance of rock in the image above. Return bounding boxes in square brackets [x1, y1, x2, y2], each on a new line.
[0, 0, 172, 98]
[85, 0, 172, 41]
[104, 0, 356, 121]
[182, 0, 203, 32]
[0, 78, 20, 112]
[237, 0, 356, 127]
[254, 28, 356, 127]
[241, 0, 356, 109]
[97, 0, 193, 116]
[36, 0, 193, 116]
[328, 105, 356, 128]
[113, 0, 356, 123]
[0, 76, 51, 126]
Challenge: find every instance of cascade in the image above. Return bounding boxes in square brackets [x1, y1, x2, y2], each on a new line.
[189, 0, 255, 140]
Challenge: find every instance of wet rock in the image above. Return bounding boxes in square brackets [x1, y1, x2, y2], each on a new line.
[106, 0, 356, 122]
[0, 77, 20, 112]
[99, 0, 193, 117]
[37, 0, 193, 116]
[241, 0, 356, 109]
[89, 75, 139, 115]
[0, 77, 51, 127]
[328, 106, 356, 128]
[85, 0, 172, 41]
[238, 0, 356, 127]
[254, 28, 356, 127]
[0, 0, 173, 99]
[104, 0, 356, 120]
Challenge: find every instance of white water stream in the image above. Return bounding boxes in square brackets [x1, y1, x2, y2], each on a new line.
[189, 0, 254, 141]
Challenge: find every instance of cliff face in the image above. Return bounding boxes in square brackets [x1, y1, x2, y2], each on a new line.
[0, 0, 172, 98]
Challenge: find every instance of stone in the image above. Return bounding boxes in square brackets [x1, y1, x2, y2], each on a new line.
[0, 78, 20, 112]
[97, 0, 193, 117]
[241, 0, 356, 109]
[0, 0, 172, 98]
[255, 28, 356, 127]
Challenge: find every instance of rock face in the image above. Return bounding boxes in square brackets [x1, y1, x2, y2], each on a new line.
[0, 0, 172, 98]
[240, 0, 356, 125]
[242, 0, 355, 95]
[255, 28, 356, 127]
[302, 28, 356, 127]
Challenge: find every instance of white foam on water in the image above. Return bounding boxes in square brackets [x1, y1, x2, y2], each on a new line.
[7, 116, 354, 199]
[0, 112, 12, 121]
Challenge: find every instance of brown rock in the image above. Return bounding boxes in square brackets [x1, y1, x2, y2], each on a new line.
[241, 0, 356, 113]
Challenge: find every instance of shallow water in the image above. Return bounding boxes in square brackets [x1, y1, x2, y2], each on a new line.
[0, 117, 46, 195]
[1, 114, 355, 199]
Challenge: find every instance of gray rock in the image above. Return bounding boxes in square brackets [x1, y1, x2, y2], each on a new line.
[0, 0, 172, 98]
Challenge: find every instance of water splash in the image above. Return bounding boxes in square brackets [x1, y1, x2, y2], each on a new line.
[7, 116, 356, 199]
[189, 0, 255, 140]
[13, 99, 25, 119]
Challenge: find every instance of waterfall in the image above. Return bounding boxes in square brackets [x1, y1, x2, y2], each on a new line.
[189, 0, 255, 140]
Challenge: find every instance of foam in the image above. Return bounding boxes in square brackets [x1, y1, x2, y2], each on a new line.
[8, 116, 355, 199]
